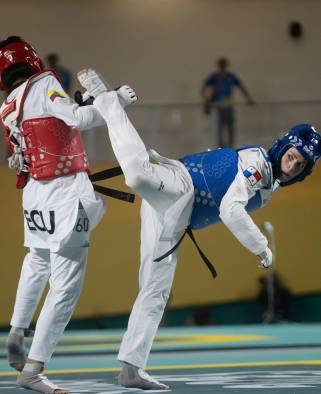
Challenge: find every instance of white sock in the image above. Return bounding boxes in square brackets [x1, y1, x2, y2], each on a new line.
[22, 361, 43, 374]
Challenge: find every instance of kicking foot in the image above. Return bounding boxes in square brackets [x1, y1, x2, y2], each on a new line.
[6, 329, 33, 371]
[118, 363, 169, 390]
[17, 370, 69, 393]
[116, 85, 138, 107]
[77, 68, 109, 98]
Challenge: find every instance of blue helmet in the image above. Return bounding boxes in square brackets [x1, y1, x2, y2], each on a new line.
[268, 124, 321, 186]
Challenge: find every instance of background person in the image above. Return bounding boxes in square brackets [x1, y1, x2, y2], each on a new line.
[257, 273, 292, 323]
[46, 53, 72, 94]
[201, 57, 254, 147]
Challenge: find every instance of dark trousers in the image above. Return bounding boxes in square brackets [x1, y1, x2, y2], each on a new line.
[217, 106, 235, 147]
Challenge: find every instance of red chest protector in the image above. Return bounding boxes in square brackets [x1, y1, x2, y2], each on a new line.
[0, 71, 89, 188]
[22, 117, 89, 181]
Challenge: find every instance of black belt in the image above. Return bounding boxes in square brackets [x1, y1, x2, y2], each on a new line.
[154, 227, 217, 279]
[89, 166, 135, 203]
[91, 167, 216, 277]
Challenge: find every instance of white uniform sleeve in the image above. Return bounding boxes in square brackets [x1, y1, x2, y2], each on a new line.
[219, 167, 268, 256]
[44, 75, 105, 130]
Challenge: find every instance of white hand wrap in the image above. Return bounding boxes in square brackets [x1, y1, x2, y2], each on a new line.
[258, 246, 273, 268]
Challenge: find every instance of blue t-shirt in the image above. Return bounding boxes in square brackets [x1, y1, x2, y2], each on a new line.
[57, 66, 72, 93]
[204, 72, 240, 103]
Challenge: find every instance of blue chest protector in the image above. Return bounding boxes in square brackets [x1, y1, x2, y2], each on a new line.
[180, 147, 265, 230]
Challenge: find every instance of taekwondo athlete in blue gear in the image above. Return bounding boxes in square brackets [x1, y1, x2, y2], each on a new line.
[76, 69, 321, 391]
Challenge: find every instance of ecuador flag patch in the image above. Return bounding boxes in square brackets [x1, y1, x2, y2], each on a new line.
[48, 90, 66, 101]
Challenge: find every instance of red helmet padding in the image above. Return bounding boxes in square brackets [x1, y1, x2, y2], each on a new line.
[0, 38, 44, 90]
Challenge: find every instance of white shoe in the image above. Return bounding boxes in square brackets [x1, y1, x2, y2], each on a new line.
[118, 363, 169, 390]
[77, 68, 109, 98]
[116, 85, 138, 107]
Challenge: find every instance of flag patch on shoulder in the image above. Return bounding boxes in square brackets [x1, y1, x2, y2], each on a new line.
[48, 90, 66, 101]
[243, 166, 262, 186]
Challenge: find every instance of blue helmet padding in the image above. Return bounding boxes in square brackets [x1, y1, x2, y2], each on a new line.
[268, 124, 321, 186]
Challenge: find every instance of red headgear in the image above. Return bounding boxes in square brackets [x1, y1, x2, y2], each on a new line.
[0, 36, 44, 91]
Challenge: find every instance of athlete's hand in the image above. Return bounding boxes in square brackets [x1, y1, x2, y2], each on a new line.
[74, 90, 94, 106]
[258, 247, 273, 269]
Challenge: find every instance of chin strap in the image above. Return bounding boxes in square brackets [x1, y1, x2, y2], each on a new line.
[154, 227, 217, 279]
[89, 166, 135, 203]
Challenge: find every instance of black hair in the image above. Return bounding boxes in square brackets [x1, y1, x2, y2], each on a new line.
[217, 57, 229, 68]
[46, 53, 59, 64]
[2, 64, 35, 92]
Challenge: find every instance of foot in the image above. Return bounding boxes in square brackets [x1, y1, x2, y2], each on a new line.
[118, 363, 169, 390]
[116, 85, 138, 107]
[77, 68, 109, 98]
[6, 329, 33, 371]
[17, 370, 69, 393]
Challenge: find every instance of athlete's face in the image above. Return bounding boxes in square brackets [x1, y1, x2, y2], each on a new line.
[279, 146, 307, 182]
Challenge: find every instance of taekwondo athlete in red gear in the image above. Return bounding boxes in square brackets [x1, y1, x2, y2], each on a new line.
[0, 37, 137, 394]
[77, 69, 321, 391]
